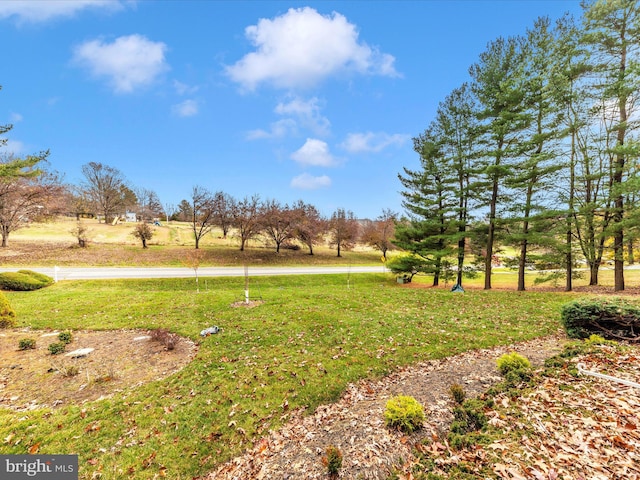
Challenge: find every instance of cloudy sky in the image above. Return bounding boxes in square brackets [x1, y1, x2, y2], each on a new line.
[0, 0, 581, 218]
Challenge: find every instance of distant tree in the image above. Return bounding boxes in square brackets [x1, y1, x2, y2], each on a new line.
[292, 200, 325, 255]
[135, 188, 163, 221]
[212, 191, 235, 239]
[70, 221, 90, 248]
[328, 208, 359, 257]
[175, 199, 193, 222]
[0, 165, 64, 247]
[80, 162, 131, 224]
[189, 186, 215, 249]
[162, 203, 176, 223]
[261, 199, 297, 253]
[231, 195, 262, 251]
[67, 187, 94, 219]
[360, 209, 397, 260]
[132, 222, 153, 248]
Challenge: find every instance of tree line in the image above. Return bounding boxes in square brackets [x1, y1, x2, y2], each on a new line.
[396, 0, 640, 292]
[0, 130, 398, 255]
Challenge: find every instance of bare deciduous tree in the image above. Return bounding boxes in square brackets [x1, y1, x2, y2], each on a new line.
[328, 208, 359, 257]
[292, 200, 326, 255]
[0, 167, 64, 247]
[360, 209, 398, 260]
[261, 199, 297, 253]
[132, 222, 154, 248]
[212, 191, 235, 239]
[231, 195, 261, 251]
[190, 186, 215, 249]
[81, 162, 131, 224]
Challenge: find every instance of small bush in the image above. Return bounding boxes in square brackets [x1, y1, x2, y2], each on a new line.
[496, 352, 531, 375]
[450, 399, 487, 435]
[561, 298, 640, 340]
[0, 292, 16, 328]
[51, 361, 79, 377]
[0, 270, 54, 291]
[449, 384, 466, 405]
[322, 445, 343, 476]
[18, 338, 36, 350]
[58, 331, 73, 344]
[48, 342, 66, 355]
[149, 328, 178, 351]
[384, 395, 425, 433]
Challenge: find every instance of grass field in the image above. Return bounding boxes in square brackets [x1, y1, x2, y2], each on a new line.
[0, 273, 585, 479]
[0, 218, 637, 479]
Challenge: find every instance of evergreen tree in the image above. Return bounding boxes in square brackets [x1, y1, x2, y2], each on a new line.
[469, 36, 529, 289]
[582, 0, 640, 291]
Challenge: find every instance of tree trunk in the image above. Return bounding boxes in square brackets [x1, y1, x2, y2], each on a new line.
[628, 239, 635, 265]
[589, 261, 599, 286]
[484, 177, 499, 290]
[566, 129, 576, 292]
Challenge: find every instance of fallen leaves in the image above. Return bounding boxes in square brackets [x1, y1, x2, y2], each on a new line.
[410, 342, 640, 479]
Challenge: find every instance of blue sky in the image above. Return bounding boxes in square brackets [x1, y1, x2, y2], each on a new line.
[0, 0, 582, 219]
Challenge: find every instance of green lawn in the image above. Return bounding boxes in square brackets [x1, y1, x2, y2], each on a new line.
[0, 273, 582, 479]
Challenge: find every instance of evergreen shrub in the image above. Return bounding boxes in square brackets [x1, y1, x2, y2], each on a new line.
[0, 270, 54, 291]
[0, 292, 16, 328]
[384, 395, 425, 433]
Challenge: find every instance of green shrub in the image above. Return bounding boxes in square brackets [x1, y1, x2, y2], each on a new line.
[450, 398, 487, 435]
[0, 270, 54, 291]
[384, 395, 425, 433]
[18, 338, 36, 350]
[0, 292, 16, 328]
[560, 298, 640, 340]
[496, 352, 531, 376]
[322, 445, 343, 476]
[48, 342, 66, 355]
[58, 331, 73, 344]
[449, 383, 466, 405]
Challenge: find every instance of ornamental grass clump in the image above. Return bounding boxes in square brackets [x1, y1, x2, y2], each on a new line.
[384, 395, 425, 433]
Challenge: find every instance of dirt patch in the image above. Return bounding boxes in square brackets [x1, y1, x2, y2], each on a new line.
[207, 335, 568, 480]
[0, 329, 197, 411]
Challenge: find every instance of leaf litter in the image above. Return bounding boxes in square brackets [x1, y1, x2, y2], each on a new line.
[202, 335, 568, 479]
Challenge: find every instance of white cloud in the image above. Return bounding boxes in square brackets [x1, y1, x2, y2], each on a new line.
[291, 138, 337, 167]
[275, 96, 330, 136]
[172, 99, 198, 117]
[226, 7, 399, 91]
[290, 173, 332, 190]
[247, 119, 297, 140]
[73, 34, 169, 93]
[9, 112, 23, 122]
[341, 132, 410, 153]
[173, 80, 199, 96]
[0, 0, 125, 24]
